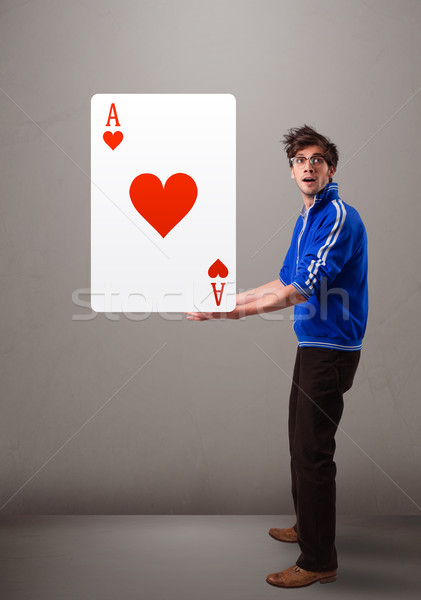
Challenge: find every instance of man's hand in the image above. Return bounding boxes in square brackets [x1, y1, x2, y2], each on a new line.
[185, 308, 239, 321]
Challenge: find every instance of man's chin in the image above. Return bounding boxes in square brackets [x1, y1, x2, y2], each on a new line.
[303, 183, 328, 197]
[300, 186, 318, 197]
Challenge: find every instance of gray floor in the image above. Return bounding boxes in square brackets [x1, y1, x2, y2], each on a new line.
[0, 515, 420, 599]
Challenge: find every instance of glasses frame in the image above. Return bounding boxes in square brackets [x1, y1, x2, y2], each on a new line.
[290, 155, 328, 168]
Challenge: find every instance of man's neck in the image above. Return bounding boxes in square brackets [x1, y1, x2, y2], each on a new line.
[302, 195, 315, 210]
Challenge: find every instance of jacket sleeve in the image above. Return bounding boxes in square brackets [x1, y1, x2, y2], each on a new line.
[279, 241, 294, 286]
[290, 202, 354, 300]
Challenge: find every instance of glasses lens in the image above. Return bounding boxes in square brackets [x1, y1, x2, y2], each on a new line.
[311, 156, 325, 166]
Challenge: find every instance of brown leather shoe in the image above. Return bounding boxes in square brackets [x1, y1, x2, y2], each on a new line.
[268, 526, 298, 543]
[266, 564, 337, 588]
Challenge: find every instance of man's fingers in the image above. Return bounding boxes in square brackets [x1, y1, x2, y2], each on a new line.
[185, 312, 214, 321]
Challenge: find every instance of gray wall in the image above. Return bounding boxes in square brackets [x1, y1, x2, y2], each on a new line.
[1, 0, 420, 515]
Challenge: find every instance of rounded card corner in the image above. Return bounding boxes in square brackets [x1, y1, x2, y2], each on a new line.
[89, 297, 101, 313]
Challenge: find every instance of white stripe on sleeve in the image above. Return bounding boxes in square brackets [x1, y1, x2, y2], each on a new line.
[305, 199, 347, 290]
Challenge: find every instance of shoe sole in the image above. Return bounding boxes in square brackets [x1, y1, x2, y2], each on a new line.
[266, 574, 337, 588]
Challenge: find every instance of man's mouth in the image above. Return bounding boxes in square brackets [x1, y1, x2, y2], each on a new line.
[302, 177, 316, 183]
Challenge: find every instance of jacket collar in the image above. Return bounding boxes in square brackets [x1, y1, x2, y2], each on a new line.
[314, 181, 339, 206]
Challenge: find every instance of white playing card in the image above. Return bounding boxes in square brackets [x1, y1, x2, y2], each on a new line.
[91, 94, 236, 313]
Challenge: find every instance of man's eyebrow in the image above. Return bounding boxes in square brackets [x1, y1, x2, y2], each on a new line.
[295, 152, 324, 157]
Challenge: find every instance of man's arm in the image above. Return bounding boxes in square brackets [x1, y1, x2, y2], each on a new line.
[186, 280, 307, 321]
[236, 279, 286, 305]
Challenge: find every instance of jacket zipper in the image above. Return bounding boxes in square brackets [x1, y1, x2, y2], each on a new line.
[296, 203, 314, 275]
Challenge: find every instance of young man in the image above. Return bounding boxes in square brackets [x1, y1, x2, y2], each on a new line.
[186, 125, 368, 588]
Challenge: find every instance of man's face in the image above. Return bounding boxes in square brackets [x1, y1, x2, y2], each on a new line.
[290, 144, 336, 199]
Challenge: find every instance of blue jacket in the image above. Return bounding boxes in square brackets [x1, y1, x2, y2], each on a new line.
[279, 182, 368, 351]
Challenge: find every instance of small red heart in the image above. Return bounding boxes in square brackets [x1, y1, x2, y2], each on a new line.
[208, 259, 229, 278]
[103, 130, 123, 150]
[129, 173, 198, 238]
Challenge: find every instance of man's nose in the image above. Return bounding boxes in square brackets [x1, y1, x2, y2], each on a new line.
[304, 159, 314, 171]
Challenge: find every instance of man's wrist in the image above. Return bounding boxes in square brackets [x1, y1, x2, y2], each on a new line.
[228, 306, 240, 319]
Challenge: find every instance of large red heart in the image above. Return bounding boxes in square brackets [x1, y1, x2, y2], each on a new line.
[103, 130, 123, 150]
[208, 259, 229, 278]
[129, 173, 197, 238]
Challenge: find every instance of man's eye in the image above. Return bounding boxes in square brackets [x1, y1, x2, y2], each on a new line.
[296, 158, 305, 164]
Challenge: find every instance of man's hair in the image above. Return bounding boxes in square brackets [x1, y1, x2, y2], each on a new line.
[282, 125, 339, 169]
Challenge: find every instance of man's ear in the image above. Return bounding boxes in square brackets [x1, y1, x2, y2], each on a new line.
[329, 166, 336, 179]
[290, 166, 295, 180]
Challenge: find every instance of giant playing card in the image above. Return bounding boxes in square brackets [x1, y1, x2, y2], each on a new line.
[91, 94, 236, 312]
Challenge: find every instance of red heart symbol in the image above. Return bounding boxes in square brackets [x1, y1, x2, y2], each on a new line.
[129, 173, 198, 238]
[208, 259, 229, 278]
[103, 130, 123, 150]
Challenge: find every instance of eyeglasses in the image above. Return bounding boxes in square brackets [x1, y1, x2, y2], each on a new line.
[290, 155, 327, 167]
